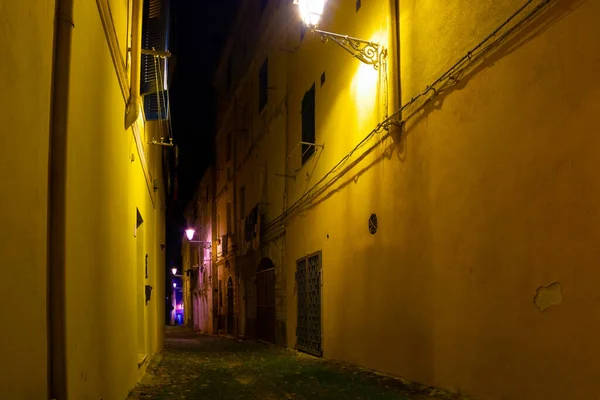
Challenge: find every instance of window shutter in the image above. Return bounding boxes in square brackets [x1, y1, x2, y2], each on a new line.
[140, 0, 170, 96]
[144, 90, 169, 121]
[301, 83, 316, 164]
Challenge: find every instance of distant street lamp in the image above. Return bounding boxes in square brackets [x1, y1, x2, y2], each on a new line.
[171, 267, 177, 275]
[185, 228, 195, 241]
[173, 282, 177, 288]
[184, 227, 212, 249]
[293, 0, 385, 69]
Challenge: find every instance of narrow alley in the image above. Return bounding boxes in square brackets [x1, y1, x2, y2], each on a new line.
[128, 327, 454, 400]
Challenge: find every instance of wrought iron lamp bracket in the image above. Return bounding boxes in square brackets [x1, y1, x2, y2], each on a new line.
[314, 29, 384, 69]
[149, 137, 174, 147]
[190, 240, 212, 249]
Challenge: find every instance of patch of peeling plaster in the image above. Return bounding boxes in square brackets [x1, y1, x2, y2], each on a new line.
[534, 282, 563, 312]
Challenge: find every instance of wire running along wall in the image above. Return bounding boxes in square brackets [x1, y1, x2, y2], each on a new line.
[263, 0, 553, 237]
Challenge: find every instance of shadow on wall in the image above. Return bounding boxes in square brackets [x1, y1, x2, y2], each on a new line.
[394, 0, 588, 156]
[296, 137, 395, 217]
[284, 0, 588, 229]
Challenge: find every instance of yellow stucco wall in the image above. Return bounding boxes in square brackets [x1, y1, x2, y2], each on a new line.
[0, 1, 54, 398]
[0, 0, 165, 398]
[281, 0, 600, 399]
[64, 1, 166, 398]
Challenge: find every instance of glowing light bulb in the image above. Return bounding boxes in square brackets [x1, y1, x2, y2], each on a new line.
[185, 228, 195, 241]
[296, 0, 326, 27]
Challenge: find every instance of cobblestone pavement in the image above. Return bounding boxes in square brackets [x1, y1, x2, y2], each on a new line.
[128, 326, 454, 400]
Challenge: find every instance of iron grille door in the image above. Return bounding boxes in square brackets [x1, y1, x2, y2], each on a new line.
[296, 252, 322, 356]
[296, 259, 307, 352]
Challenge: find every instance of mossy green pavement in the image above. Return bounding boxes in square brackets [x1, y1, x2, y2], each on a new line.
[129, 326, 453, 400]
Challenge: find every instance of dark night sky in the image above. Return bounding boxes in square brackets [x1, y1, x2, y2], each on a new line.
[167, 0, 240, 266]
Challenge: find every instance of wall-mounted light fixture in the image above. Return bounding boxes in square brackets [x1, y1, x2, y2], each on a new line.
[184, 228, 212, 249]
[293, 0, 385, 69]
[185, 228, 195, 241]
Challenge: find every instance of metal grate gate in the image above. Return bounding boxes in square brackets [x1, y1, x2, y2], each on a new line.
[296, 252, 322, 356]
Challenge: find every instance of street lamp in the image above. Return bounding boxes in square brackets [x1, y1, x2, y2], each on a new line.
[293, 0, 385, 69]
[171, 267, 177, 275]
[185, 228, 195, 241]
[184, 227, 212, 249]
[297, 0, 326, 27]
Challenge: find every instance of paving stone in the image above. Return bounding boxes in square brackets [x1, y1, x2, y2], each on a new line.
[128, 326, 454, 400]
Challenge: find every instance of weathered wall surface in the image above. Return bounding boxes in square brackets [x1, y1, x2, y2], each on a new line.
[64, 0, 166, 398]
[0, 1, 54, 398]
[284, 0, 600, 399]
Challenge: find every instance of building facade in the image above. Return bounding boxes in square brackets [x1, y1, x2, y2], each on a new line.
[212, 0, 290, 345]
[211, 117, 238, 336]
[182, 167, 217, 333]
[0, 0, 171, 398]
[208, 0, 600, 399]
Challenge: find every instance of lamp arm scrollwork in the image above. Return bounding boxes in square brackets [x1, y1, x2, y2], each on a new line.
[189, 240, 212, 249]
[314, 29, 384, 69]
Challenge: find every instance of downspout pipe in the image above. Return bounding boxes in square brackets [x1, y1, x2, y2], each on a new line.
[125, 0, 143, 129]
[49, 0, 74, 398]
[388, 0, 401, 137]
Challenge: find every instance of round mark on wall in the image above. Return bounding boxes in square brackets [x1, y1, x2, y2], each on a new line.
[368, 213, 378, 234]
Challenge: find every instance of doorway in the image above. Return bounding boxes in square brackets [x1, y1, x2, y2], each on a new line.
[296, 252, 322, 356]
[256, 258, 276, 343]
[227, 277, 234, 335]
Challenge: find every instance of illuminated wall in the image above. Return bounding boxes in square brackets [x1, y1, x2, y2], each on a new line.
[195, 167, 216, 334]
[0, 0, 167, 398]
[64, 0, 166, 397]
[281, 0, 600, 399]
[209, 0, 600, 398]
[0, 1, 54, 398]
[181, 236, 191, 326]
[182, 181, 216, 334]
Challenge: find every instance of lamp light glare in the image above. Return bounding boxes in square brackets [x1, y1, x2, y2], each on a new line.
[173, 282, 177, 288]
[171, 267, 177, 275]
[185, 228, 195, 241]
[296, 0, 325, 27]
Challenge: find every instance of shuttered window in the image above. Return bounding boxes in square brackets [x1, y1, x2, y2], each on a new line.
[143, 91, 169, 121]
[141, 0, 170, 120]
[301, 83, 316, 165]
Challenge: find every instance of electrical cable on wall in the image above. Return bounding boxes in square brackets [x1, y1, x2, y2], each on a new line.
[263, 0, 553, 238]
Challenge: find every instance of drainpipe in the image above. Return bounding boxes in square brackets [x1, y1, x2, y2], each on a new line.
[125, 0, 143, 129]
[49, 0, 74, 398]
[388, 0, 401, 136]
